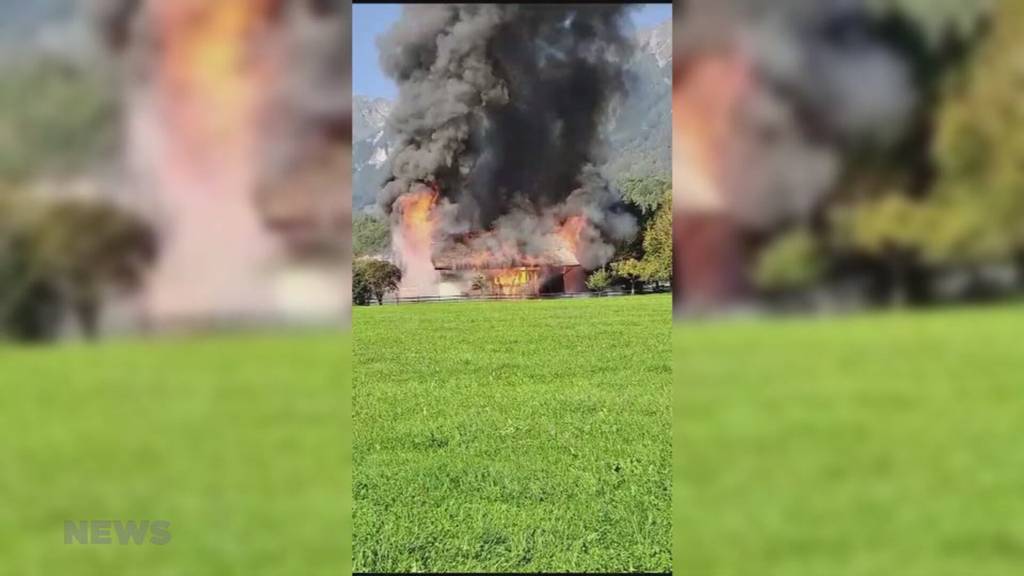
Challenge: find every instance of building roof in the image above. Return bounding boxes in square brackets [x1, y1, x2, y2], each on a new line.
[432, 238, 580, 271]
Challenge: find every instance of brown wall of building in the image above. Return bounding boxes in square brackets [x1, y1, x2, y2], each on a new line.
[674, 212, 746, 310]
[564, 266, 587, 294]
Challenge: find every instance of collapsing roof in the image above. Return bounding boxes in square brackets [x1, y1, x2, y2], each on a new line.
[431, 241, 580, 271]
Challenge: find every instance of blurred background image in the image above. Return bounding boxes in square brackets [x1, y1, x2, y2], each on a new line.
[673, 1, 1024, 574]
[674, 0, 1021, 314]
[0, 1, 352, 574]
[1, 0, 352, 342]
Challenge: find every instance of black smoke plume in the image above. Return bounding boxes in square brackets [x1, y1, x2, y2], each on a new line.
[378, 4, 638, 269]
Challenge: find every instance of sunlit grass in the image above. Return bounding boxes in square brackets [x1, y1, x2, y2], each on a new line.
[353, 295, 672, 572]
[0, 332, 350, 576]
[674, 304, 1024, 576]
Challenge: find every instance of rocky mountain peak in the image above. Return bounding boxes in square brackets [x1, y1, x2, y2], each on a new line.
[637, 20, 672, 69]
[352, 96, 393, 141]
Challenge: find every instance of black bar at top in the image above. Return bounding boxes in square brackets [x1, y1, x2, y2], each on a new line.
[354, 0, 671, 5]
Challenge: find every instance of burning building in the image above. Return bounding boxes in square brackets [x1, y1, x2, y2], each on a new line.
[91, 0, 352, 326]
[432, 233, 587, 297]
[376, 5, 638, 298]
[389, 184, 593, 298]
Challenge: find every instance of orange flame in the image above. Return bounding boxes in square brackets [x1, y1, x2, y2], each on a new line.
[153, 0, 277, 164]
[141, 0, 283, 319]
[392, 185, 589, 297]
[557, 215, 586, 256]
[393, 186, 441, 296]
[674, 53, 752, 213]
[489, 268, 538, 296]
[396, 186, 439, 250]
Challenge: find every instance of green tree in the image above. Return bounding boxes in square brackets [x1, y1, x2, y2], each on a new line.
[608, 187, 671, 293]
[639, 189, 672, 285]
[353, 259, 402, 306]
[353, 214, 391, 257]
[28, 198, 158, 339]
[620, 176, 670, 216]
[585, 267, 612, 292]
[613, 259, 646, 295]
[832, 194, 933, 306]
[1, 194, 154, 340]
[352, 269, 374, 306]
[754, 227, 824, 296]
[0, 196, 63, 341]
[932, 0, 1024, 277]
[615, 176, 671, 263]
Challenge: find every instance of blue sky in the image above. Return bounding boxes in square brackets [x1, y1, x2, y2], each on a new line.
[353, 4, 672, 100]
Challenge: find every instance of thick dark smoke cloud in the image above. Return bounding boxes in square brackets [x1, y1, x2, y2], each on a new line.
[378, 4, 638, 269]
[677, 0, 916, 229]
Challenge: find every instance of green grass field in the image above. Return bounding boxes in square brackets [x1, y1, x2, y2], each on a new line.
[9, 296, 1016, 575]
[0, 332, 350, 576]
[675, 304, 1024, 576]
[353, 295, 672, 572]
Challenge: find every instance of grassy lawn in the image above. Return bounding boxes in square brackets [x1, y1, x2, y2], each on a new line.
[353, 295, 672, 572]
[0, 332, 350, 576]
[674, 304, 1024, 576]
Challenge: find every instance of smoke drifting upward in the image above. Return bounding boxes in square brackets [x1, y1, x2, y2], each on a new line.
[378, 4, 638, 279]
[675, 0, 916, 229]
